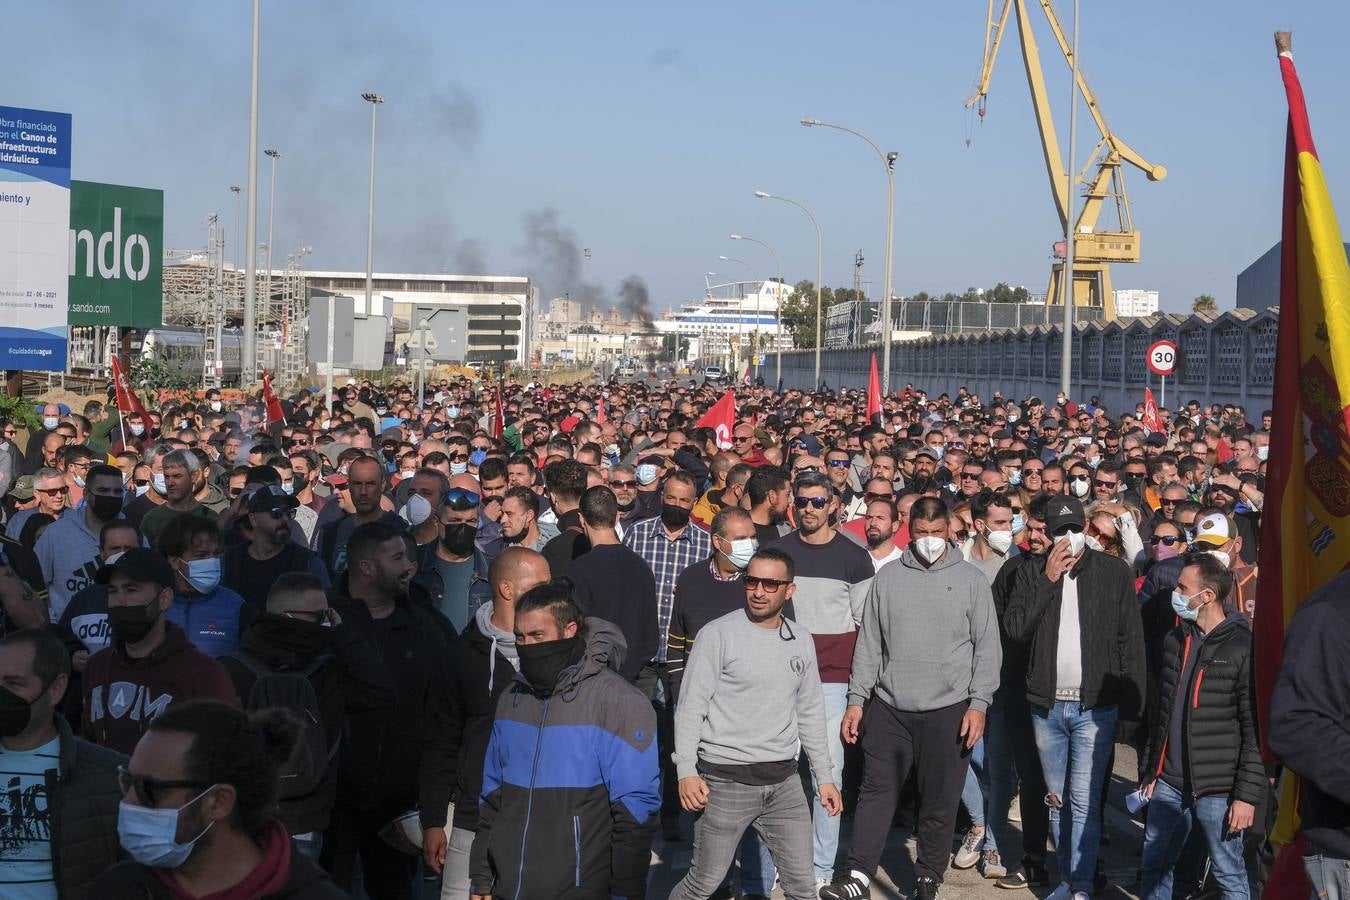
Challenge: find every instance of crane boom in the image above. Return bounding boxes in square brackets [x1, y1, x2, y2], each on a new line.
[965, 0, 1166, 314]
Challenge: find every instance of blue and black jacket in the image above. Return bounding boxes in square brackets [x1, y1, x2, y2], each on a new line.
[470, 618, 659, 900]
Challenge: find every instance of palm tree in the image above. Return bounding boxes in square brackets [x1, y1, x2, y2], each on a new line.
[1192, 295, 1219, 316]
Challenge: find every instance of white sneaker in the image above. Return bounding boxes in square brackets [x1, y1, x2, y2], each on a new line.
[952, 827, 985, 868]
[1072, 893, 1091, 900]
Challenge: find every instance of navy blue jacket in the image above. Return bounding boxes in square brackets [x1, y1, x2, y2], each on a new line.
[470, 618, 659, 900]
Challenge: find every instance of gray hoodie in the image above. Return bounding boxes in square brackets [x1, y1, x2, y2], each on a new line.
[848, 543, 1002, 713]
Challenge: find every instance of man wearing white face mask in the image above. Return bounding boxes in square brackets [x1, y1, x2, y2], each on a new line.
[91, 699, 347, 898]
[160, 516, 256, 658]
[824, 497, 1000, 900]
[1002, 496, 1146, 900]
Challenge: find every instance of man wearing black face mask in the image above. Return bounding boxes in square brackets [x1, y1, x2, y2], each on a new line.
[220, 573, 395, 852]
[35, 463, 126, 625]
[470, 581, 659, 900]
[82, 548, 238, 755]
[412, 484, 491, 634]
[0, 628, 123, 897]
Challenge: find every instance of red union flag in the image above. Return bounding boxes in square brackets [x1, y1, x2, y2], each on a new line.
[110, 355, 149, 423]
[696, 389, 736, 449]
[493, 385, 505, 441]
[1141, 387, 1164, 434]
[866, 353, 882, 424]
[261, 369, 285, 426]
[1253, 34, 1350, 899]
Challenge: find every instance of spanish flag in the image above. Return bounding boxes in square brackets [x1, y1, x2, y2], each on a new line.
[1254, 32, 1350, 898]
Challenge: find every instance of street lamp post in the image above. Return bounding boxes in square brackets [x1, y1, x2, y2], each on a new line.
[753, 192, 822, 388]
[229, 186, 241, 273]
[718, 254, 759, 377]
[263, 149, 280, 336]
[362, 91, 383, 337]
[800, 118, 897, 394]
[242, 0, 260, 386]
[728, 236, 780, 385]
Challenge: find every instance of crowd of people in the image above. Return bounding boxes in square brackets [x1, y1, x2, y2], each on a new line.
[0, 372, 1345, 900]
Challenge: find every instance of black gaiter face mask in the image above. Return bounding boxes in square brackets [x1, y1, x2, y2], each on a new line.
[517, 635, 583, 695]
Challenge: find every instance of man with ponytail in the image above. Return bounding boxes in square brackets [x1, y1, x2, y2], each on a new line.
[92, 700, 346, 899]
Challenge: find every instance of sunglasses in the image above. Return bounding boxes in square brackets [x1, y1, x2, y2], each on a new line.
[259, 508, 297, 520]
[952, 530, 970, 542]
[827, 459, 850, 468]
[744, 576, 790, 592]
[445, 487, 480, 510]
[793, 496, 829, 509]
[1071, 474, 1090, 483]
[133, 478, 150, 487]
[960, 472, 981, 480]
[1161, 497, 1184, 506]
[1151, 534, 1185, 546]
[1094, 479, 1118, 488]
[863, 491, 893, 503]
[117, 765, 208, 808]
[1053, 525, 1085, 537]
[610, 479, 638, 489]
[1021, 468, 1043, 477]
[36, 486, 68, 495]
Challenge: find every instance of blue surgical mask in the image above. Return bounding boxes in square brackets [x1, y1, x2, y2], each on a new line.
[450, 461, 469, 476]
[719, 537, 758, 570]
[74, 475, 85, 488]
[636, 464, 658, 486]
[469, 449, 488, 467]
[1171, 589, 1201, 623]
[1008, 470, 1022, 487]
[43, 416, 59, 431]
[447, 406, 461, 418]
[116, 788, 217, 868]
[183, 557, 222, 594]
[152, 473, 167, 495]
[1011, 513, 1025, 534]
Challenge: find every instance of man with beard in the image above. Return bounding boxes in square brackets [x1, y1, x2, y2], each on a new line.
[324, 522, 454, 900]
[421, 547, 551, 899]
[539, 459, 589, 578]
[311, 455, 406, 575]
[222, 486, 330, 609]
[220, 573, 395, 857]
[609, 463, 646, 526]
[413, 481, 491, 634]
[745, 466, 792, 546]
[81, 548, 238, 755]
[863, 497, 903, 571]
[489, 485, 551, 557]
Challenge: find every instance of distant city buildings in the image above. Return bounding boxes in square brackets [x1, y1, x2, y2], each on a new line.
[1113, 288, 1160, 317]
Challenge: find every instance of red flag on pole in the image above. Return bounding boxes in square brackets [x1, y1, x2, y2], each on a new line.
[741, 364, 751, 387]
[596, 393, 606, 425]
[866, 353, 882, 424]
[1141, 387, 1164, 434]
[696, 389, 737, 449]
[493, 385, 505, 441]
[110, 356, 150, 424]
[261, 369, 285, 426]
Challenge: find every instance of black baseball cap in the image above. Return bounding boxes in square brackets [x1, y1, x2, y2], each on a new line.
[247, 484, 301, 515]
[96, 547, 176, 590]
[1044, 496, 1086, 534]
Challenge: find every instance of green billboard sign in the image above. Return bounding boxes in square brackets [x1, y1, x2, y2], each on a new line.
[68, 180, 163, 328]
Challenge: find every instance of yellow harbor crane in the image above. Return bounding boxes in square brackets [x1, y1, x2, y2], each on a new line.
[966, 0, 1166, 319]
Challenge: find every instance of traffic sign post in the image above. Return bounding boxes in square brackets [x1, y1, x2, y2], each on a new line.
[1147, 340, 1178, 409]
[407, 318, 437, 410]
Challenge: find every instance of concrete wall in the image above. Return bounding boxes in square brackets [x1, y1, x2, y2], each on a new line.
[771, 306, 1278, 412]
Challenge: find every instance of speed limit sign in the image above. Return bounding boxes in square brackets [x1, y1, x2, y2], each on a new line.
[1147, 340, 1178, 376]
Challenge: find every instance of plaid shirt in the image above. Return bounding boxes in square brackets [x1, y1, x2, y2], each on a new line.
[623, 516, 712, 661]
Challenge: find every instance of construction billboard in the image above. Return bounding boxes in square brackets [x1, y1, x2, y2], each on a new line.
[68, 180, 163, 328]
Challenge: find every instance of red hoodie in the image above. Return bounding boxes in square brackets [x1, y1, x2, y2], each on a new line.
[83, 621, 239, 754]
[156, 820, 292, 900]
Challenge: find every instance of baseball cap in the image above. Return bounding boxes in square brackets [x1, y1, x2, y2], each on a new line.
[7, 475, 34, 502]
[1191, 513, 1236, 547]
[1044, 496, 1086, 534]
[96, 547, 176, 589]
[560, 414, 581, 433]
[247, 484, 301, 515]
[915, 446, 940, 462]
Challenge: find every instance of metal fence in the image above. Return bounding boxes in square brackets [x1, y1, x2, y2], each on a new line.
[774, 307, 1278, 411]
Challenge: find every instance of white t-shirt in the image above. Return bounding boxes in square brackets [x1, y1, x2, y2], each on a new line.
[0, 734, 61, 899]
[870, 544, 904, 573]
[1055, 572, 1083, 693]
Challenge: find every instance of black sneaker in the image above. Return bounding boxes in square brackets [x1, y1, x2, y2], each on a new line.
[915, 876, 941, 900]
[819, 875, 871, 900]
[706, 886, 733, 900]
[999, 859, 1049, 889]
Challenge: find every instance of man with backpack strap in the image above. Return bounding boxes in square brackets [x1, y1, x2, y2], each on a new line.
[220, 572, 396, 861]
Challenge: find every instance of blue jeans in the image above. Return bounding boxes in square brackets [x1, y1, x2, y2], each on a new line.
[1031, 701, 1117, 892]
[811, 681, 848, 880]
[961, 737, 988, 830]
[1306, 846, 1350, 900]
[1140, 779, 1249, 900]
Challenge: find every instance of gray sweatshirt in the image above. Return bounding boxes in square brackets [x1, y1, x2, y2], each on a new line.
[672, 609, 834, 784]
[848, 544, 1002, 713]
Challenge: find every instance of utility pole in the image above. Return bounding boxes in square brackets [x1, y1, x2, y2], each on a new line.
[1059, 0, 1081, 395]
[264, 149, 281, 343]
[362, 92, 383, 328]
[242, 0, 260, 386]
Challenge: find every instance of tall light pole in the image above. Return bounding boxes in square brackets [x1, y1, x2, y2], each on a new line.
[242, 0, 260, 386]
[728, 235, 780, 384]
[263, 148, 280, 326]
[753, 191, 822, 388]
[361, 90, 383, 348]
[800, 118, 897, 394]
[229, 186, 241, 272]
[1059, 0, 1080, 394]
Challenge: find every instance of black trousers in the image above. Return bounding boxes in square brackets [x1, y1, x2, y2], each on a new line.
[847, 698, 970, 883]
[322, 801, 417, 900]
[997, 687, 1050, 863]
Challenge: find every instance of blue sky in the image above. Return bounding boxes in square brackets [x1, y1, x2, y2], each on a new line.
[9, 1, 1350, 314]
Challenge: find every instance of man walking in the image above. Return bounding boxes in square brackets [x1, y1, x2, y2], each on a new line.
[669, 548, 842, 900]
[822, 497, 1001, 900]
[1140, 553, 1261, 899]
[1002, 496, 1146, 900]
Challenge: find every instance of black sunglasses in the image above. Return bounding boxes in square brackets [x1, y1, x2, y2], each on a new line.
[793, 496, 829, 510]
[744, 576, 790, 592]
[445, 487, 480, 510]
[1150, 534, 1184, 546]
[117, 765, 208, 808]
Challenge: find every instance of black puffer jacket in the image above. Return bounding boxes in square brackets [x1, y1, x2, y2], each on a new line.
[49, 713, 126, 900]
[1003, 548, 1147, 716]
[1146, 613, 1265, 805]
